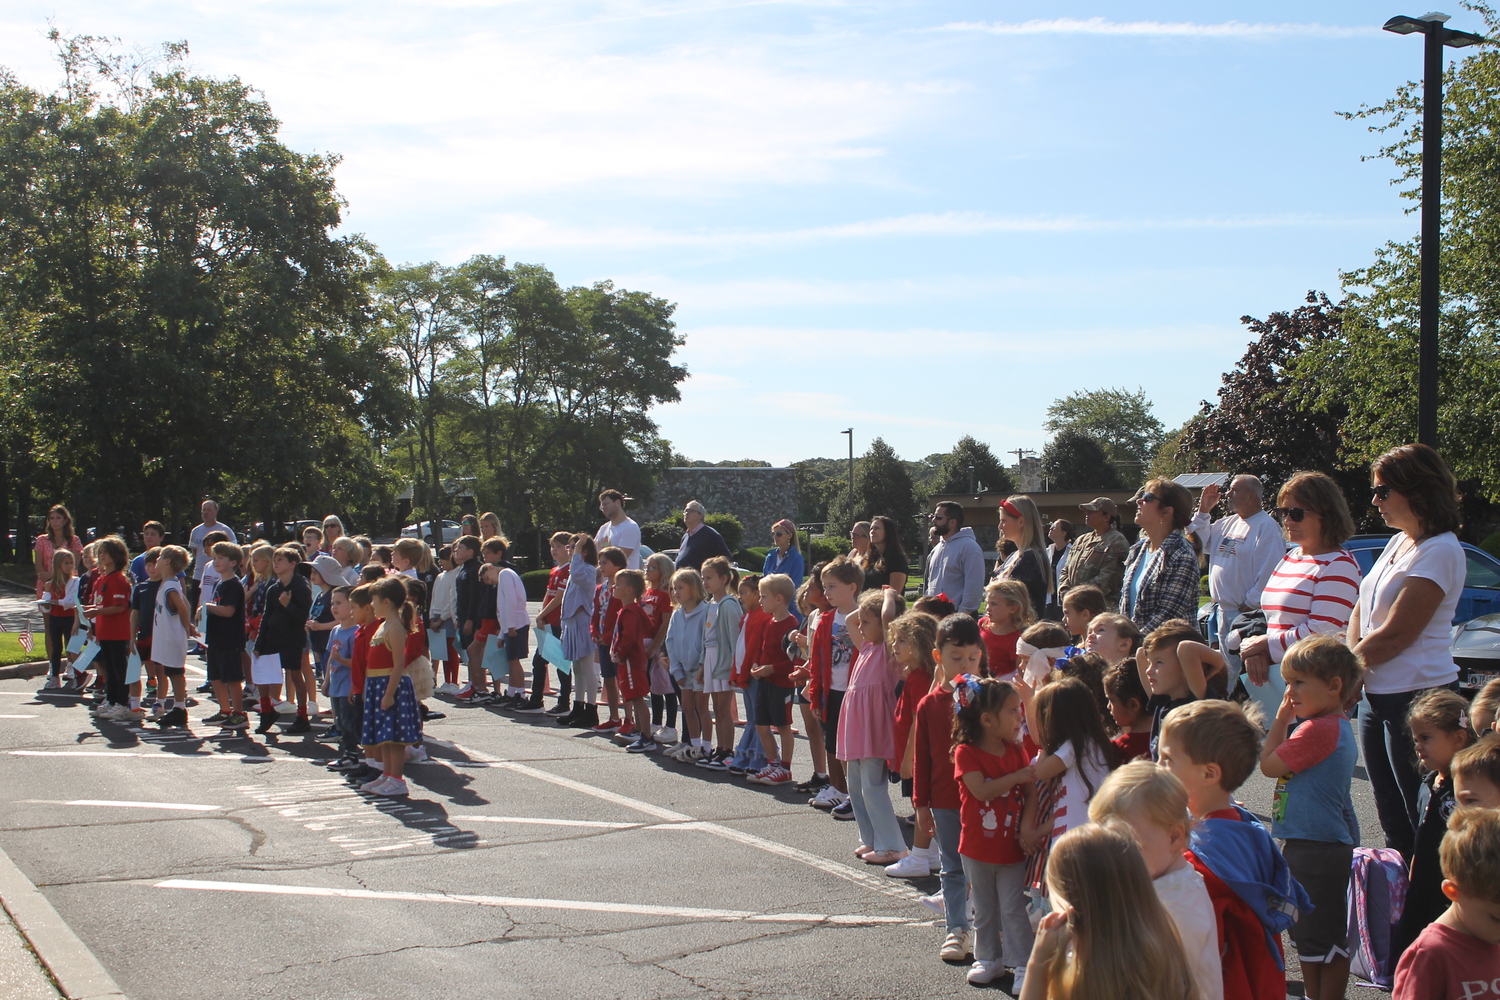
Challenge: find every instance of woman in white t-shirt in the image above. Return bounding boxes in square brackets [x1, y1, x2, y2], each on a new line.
[1346, 444, 1465, 859]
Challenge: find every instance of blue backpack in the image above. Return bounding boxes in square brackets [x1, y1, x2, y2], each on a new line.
[1347, 847, 1408, 989]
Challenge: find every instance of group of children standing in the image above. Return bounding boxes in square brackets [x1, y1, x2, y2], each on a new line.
[33, 507, 1500, 998]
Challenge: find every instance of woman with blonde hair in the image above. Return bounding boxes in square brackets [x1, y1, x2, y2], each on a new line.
[479, 511, 502, 541]
[34, 504, 84, 667]
[995, 496, 1050, 615]
[762, 518, 804, 586]
[1020, 823, 1196, 1000]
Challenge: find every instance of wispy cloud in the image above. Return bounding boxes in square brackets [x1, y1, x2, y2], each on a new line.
[935, 18, 1375, 39]
[470, 210, 1395, 252]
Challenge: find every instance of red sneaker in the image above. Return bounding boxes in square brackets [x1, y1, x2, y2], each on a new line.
[592, 717, 621, 731]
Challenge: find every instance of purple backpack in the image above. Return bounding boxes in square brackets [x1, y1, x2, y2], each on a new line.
[1347, 847, 1408, 989]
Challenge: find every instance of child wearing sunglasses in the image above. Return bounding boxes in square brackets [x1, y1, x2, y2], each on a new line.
[1235, 472, 1361, 721]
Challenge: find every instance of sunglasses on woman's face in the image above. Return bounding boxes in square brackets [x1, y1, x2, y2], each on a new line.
[1372, 485, 1393, 501]
[1273, 507, 1307, 523]
[772, 530, 788, 537]
[1136, 493, 1158, 505]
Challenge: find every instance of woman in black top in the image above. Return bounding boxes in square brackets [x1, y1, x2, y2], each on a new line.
[862, 515, 909, 593]
[253, 545, 314, 734]
[994, 496, 1050, 617]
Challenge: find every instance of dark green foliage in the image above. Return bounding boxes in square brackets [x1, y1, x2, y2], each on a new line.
[705, 513, 743, 552]
[825, 437, 921, 550]
[641, 520, 682, 552]
[1041, 431, 1125, 491]
[922, 436, 1015, 499]
[1045, 388, 1165, 475]
[521, 569, 551, 601]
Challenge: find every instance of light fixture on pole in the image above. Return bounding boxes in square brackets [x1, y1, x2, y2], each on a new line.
[1382, 11, 1487, 448]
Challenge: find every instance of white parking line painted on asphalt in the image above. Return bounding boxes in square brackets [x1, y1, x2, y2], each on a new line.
[459, 816, 641, 829]
[440, 740, 923, 902]
[0, 714, 38, 718]
[16, 799, 222, 812]
[9, 750, 303, 762]
[154, 879, 925, 925]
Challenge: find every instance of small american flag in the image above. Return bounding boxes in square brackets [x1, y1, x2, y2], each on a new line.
[17, 632, 34, 654]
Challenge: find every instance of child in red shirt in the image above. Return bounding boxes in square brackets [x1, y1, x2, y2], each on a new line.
[641, 553, 676, 738]
[746, 574, 798, 785]
[728, 574, 770, 775]
[952, 672, 1037, 988]
[884, 610, 937, 879]
[1104, 661, 1152, 762]
[1394, 806, 1500, 1000]
[610, 570, 655, 753]
[343, 586, 381, 786]
[979, 580, 1029, 680]
[591, 548, 627, 731]
[84, 537, 134, 715]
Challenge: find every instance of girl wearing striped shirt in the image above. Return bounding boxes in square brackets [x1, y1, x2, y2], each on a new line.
[1238, 472, 1360, 720]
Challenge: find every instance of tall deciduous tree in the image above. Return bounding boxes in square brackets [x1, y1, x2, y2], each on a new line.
[1044, 387, 1165, 475]
[923, 436, 1015, 499]
[1040, 430, 1124, 491]
[826, 437, 921, 550]
[0, 33, 406, 539]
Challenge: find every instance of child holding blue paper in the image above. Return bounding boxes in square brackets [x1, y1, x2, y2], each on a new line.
[43, 549, 78, 690]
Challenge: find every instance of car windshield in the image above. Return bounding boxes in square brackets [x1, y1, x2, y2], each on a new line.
[1467, 551, 1500, 590]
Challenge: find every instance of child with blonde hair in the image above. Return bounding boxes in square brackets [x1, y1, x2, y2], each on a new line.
[696, 556, 742, 769]
[882, 610, 940, 878]
[1471, 675, 1500, 735]
[1395, 688, 1478, 956]
[1089, 762, 1221, 1000]
[1019, 823, 1197, 1000]
[664, 568, 710, 761]
[839, 588, 907, 862]
[980, 579, 1031, 680]
[746, 573, 800, 785]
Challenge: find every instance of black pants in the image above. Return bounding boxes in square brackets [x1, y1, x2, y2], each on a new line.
[530, 625, 571, 704]
[46, 615, 72, 676]
[99, 639, 130, 706]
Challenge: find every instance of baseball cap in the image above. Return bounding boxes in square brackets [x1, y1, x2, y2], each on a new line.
[1079, 497, 1119, 516]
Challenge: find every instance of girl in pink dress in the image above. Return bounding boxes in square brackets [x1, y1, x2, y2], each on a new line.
[837, 587, 907, 865]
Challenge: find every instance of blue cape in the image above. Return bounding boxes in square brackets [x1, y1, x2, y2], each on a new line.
[1190, 805, 1313, 970]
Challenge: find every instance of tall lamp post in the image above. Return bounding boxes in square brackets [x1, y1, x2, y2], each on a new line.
[1383, 12, 1486, 448]
[840, 428, 854, 517]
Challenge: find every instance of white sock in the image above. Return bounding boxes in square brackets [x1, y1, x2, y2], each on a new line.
[364, 757, 380, 768]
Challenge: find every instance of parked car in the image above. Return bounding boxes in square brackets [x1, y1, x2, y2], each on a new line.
[401, 520, 461, 545]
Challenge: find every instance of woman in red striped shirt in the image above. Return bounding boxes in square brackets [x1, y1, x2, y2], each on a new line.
[1238, 472, 1361, 720]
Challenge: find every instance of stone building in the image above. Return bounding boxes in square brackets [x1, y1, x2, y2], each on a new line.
[636, 467, 799, 548]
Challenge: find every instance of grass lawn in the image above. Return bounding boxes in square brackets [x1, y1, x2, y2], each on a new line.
[0, 633, 44, 667]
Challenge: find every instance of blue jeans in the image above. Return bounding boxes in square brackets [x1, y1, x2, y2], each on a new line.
[931, 807, 970, 932]
[731, 682, 766, 771]
[846, 757, 905, 853]
[1360, 688, 1429, 858]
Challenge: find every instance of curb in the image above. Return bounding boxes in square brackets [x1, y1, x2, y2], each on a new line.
[0, 662, 49, 681]
[0, 845, 127, 999]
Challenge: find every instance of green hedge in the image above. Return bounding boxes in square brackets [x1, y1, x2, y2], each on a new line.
[521, 569, 551, 601]
[1483, 531, 1500, 560]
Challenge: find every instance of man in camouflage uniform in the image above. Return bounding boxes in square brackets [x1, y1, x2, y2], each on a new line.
[1058, 497, 1129, 609]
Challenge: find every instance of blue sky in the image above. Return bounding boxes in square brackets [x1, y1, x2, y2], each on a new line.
[0, 2, 1467, 465]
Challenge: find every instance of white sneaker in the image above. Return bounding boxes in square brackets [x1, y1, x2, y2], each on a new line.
[940, 929, 970, 961]
[371, 777, 408, 797]
[436, 682, 460, 696]
[360, 775, 390, 792]
[885, 852, 936, 878]
[98, 704, 128, 720]
[273, 700, 297, 715]
[810, 787, 848, 810]
[654, 726, 677, 744]
[920, 892, 945, 915]
[967, 960, 1003, 985]
[147, 703, 168, 721]
[405, 745, 429, 763]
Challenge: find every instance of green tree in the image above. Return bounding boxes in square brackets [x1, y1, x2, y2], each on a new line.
[922, 435, 1015, 498]
[0, 33, 406, 540]
[1294, 7, 1500, 495]
[826, 437, 921, 550]
[1040, 430, 1125, 491]
[1044, 387, 1165, 475]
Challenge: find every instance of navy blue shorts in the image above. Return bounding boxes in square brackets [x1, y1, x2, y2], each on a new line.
[753, 681, 793, 728]
[503, 629, 529, 661]
[598, 644, 617, 679]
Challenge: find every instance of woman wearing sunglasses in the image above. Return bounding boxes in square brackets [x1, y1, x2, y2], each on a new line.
[1236, 472, 1360, 721]
[762, 518, 805, 587]
[1347, 443, 1465, 860]
[1119, 479, 1200, 633]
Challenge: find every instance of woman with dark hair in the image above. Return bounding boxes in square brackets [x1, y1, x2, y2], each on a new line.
[863, 516, 908, 593]
[34, 505, 84, 670]
[459, 514, 481, 538]
[1347, 443, 1465, 858]
[1236, 471, 1361, 720]
[1119, 479, 1199, 633]
[1043, 519, 1072, 620]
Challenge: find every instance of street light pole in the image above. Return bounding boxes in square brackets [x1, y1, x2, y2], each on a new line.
[1383, 11, 1487, 448]
[841, 428, 854, 516]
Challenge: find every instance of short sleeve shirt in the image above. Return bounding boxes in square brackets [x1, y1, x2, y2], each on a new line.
[594, 518, 643, 570]
[1271, 713, 1357, 843]
[1393, 921, 1500, 1000]
[954, 741, 1030, 865]
[207, 576, 246, 648]
[1358, 532, 1464, 693]
[94, 571, 133, 641]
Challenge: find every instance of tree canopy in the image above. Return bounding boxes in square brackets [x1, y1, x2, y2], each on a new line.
[1040, 429, 1125, 492]
[922, 435, 1015, 499]
[825, 437, 921, 550]
[1044, 387, 1165, 476]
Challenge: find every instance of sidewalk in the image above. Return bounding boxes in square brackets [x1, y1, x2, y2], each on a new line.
[0, 908, 62, 1000]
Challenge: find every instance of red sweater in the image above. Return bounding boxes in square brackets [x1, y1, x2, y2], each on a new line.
[610, 604, 651, 678]
[349, 621, 377, 690]
[591, 582, 621, 646]
[733, 608, 770, 687]
[802, 609, 836, 720]
[913, 685, 961, 810]
[892, 666, 933, 774]
[979, 620, 1020, 677]
[757, 614, 798, 687]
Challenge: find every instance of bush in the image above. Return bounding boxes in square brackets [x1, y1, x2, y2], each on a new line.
[640, 520, 682, 551]
[1483, 531, 1500, 560]
[809, 535, 850, 564]
[705, 513, 743, 552]
[521, 569, 551, 601]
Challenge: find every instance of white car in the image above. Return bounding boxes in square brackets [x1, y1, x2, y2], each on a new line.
[400, 520, 461, 544]
[1451, 615, 1500, 695]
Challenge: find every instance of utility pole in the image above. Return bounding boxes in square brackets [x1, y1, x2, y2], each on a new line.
[841, 429, 854, 516]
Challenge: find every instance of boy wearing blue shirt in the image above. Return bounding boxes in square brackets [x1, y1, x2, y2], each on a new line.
[324, 588, 361, 772]
[1260, 636, 1362, 1000]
